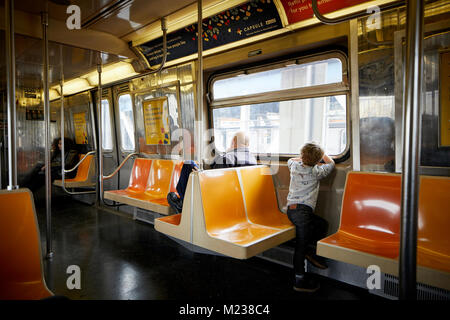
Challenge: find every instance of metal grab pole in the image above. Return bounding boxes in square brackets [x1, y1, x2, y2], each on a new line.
[5, 0, 18, 190]
[399, 0, 423, 300]
[97, 59, 104, 203]
[197, 0, 203, 170]
[60, 46, 66, 194]
[42, 11, 53, 259]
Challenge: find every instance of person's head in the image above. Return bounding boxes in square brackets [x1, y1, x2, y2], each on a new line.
[52, 137, 75, 152]
[230, 131, 250, 150]
[300, 142, 324, 166]
[51, 138, 61, 152]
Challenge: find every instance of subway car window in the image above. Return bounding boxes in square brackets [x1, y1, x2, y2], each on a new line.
[210, 53, 349, 157]
[213, 95, 347, 155]
[101, 99, 113, 151]
[118, 94, 135, 151]
[212, 57, 343, 100]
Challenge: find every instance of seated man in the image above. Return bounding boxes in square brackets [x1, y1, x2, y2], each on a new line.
[167, 131, 257, 213]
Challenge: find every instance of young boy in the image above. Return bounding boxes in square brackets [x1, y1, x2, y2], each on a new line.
[286, 142, 335, 292]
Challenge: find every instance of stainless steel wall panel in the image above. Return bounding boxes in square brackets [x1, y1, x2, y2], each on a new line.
[420, 31, 450, 167]
[357, 9, 401, 173]
[130, 62, 196, 160]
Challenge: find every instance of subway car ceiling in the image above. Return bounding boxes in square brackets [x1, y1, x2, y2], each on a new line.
[3, 0, 448, 97]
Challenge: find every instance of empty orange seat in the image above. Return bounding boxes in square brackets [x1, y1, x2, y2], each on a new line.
[142, 159, 179, 205]
[54, 153, 96, 188]
[104, 158, 183, 215]
[319, 172, 401, 259]
[200, 170, 281, 246]
[240, 166, 293, 230]
[105, 158, 153, 198]
[159, 213, 182, 226]
[126, 158, 153, 192]
[317, 171, 450, 290]
[416, 176, 450, 274]
[0, 189, 54, 300]
[156, 166, 295, 259]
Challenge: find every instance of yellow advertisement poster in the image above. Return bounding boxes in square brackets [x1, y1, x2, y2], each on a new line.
[73, 112, 88, 145]
[440, 51, 450, 147]
[143, 97, 171, 145]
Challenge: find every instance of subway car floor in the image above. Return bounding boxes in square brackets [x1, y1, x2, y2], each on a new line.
[33, 191, 383, 301]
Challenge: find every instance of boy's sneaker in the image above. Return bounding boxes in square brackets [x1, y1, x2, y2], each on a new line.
[167, 192, 183, 213]
[293, 274, 320, 293]
[306, 253, 328, 269]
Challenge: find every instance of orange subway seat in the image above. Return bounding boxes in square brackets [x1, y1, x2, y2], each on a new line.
[64, 154, 93, 182]
[417, 176, 450, 273]
[240, 166, 293, 230]
[155, 166, 295, 259]
[319, 172, 401, 259]
[126, 158, 153, 192]
[104, 159, 182, 215]
[158, 213, 182, 226]
[317, 172, 450, 290]
[143, 159, 176, 202]
[0, 189, 53, 300]
[199, 170, 281, 246]
[54, 153, 96, 187]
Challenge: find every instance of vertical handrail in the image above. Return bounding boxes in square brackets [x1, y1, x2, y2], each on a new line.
[5, 0, 18, 190]
[197, 0, 203, 170]
[98, 57, 104, 203]
[399, 0, 423, 300]
[89, 83, 99, 203]
[349, 19, 360, 171]
[60, 45, 66, 192]
[41, 10, 53, 259]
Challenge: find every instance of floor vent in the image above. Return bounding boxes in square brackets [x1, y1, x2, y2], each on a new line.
[384, 274, 450, 300]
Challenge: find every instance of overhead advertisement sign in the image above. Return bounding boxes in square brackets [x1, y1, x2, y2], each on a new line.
[280, 0, 370, 25]
[143, 97, 171, 145]
[136, 0, 283, 67]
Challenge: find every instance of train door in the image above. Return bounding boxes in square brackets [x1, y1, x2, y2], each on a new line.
[97, 87, 119, 192]
[65, 92, 97, 203]
[113, 83, 136, 192]
[66, 92, 97, 154]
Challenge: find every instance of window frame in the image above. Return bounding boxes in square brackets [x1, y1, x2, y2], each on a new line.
[117, 92, 137, 153]
[208, 50, 350, 160]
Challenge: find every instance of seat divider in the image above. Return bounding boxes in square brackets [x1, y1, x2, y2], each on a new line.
[144, 158, 155, 190]
[236, 168, 250, 222]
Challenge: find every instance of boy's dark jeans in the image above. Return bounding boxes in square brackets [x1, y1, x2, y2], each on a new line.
[287, 204, 328, 275]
